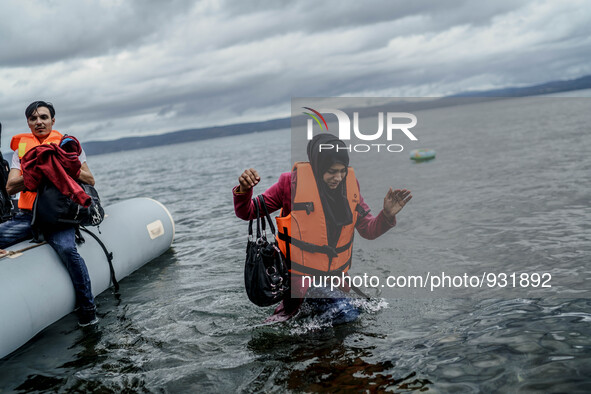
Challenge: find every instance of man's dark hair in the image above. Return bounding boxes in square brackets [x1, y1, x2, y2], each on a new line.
[25, 101, 55, 119]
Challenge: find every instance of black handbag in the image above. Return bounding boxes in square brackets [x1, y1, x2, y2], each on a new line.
[244, 195, 290, 307]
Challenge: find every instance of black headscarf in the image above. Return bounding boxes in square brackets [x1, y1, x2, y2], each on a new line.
[306, 134, 353, 247]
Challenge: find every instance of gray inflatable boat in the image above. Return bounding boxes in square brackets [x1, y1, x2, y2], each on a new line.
[0, 197, 175, 358]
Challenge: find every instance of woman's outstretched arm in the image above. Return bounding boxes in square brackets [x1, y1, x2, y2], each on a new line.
[233, 170, 290, 220]
[355, 183, 412, 240]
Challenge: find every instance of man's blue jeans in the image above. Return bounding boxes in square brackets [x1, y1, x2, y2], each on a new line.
[0, 212, 33, 246]
[0, 212, 95, 312]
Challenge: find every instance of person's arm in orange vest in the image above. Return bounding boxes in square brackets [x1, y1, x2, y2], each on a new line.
[6, 169, 25, 195]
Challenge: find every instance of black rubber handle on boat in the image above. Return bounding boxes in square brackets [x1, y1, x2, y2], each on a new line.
[79, 226, 119, 292]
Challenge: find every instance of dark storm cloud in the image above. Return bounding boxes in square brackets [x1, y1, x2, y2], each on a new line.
[217, 0, 533, 43]
[1, 0, 590, 147]
[0, 0, 195, 67]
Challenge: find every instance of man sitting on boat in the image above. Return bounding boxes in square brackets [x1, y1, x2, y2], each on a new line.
[0, 101, 98, 327]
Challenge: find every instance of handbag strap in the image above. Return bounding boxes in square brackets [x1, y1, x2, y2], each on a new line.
[255, 196, 262, 239]
[258, 196, 267, 239]
[249, 194, 276, 241]
[248, 196, 262, 239]
[248, 210, 253, 238]
[258, 195, 276, 235]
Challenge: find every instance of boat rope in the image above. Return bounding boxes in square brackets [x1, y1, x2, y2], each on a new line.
[78, 226, 119, 292]
[0, 241, 47, 260]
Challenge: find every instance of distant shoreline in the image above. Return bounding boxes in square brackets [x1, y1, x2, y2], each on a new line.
[4, 75, 591, 157]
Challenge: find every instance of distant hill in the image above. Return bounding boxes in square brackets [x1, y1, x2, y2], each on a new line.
[451, 74, 591, 97]
[83, 117, 290, 155]
[7, 74, 591, 156]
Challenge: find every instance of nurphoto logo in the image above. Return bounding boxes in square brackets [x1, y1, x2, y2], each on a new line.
[302, 107, 418, 153]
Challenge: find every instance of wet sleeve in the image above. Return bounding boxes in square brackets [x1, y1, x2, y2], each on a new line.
[233, 173, 288, 221]
[354, 181, 396, 240]
[233, 185, 254, 220]
[261, 173, 290, 214]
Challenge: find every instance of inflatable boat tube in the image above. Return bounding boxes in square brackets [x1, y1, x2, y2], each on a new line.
[0, 197, 174, 359]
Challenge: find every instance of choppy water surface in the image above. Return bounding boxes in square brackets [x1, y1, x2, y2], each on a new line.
[1, 97, 590, 392]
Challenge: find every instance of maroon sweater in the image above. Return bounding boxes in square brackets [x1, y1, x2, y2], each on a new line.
[233, 172, 396, 239]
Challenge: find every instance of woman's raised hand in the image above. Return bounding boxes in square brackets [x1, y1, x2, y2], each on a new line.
[238, 168, 260, 193]
[383, 188, 412, 221]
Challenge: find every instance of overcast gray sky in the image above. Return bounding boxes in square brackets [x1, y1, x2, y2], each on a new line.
[1, 0, 590, 147]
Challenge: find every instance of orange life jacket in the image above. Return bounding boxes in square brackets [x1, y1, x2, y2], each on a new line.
[10, 130, 63, 210]
[276, 162, 360, 276]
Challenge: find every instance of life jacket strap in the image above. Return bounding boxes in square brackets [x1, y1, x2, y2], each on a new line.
[277, 231, 352, 258]
[290, 256, 352, 276]
[355, 204, 369, 218]
[292, 202, 314, 214]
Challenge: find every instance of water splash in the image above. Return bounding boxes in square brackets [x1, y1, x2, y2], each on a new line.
[287, 296, 389, 335]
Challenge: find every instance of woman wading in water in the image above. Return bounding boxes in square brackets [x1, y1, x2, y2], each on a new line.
[233, 134, 412, 322]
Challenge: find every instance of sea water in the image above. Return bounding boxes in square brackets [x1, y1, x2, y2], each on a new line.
[0, 96, 590, 392]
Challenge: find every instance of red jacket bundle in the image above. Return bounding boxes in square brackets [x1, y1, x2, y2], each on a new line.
[21, 136, 91, 207]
